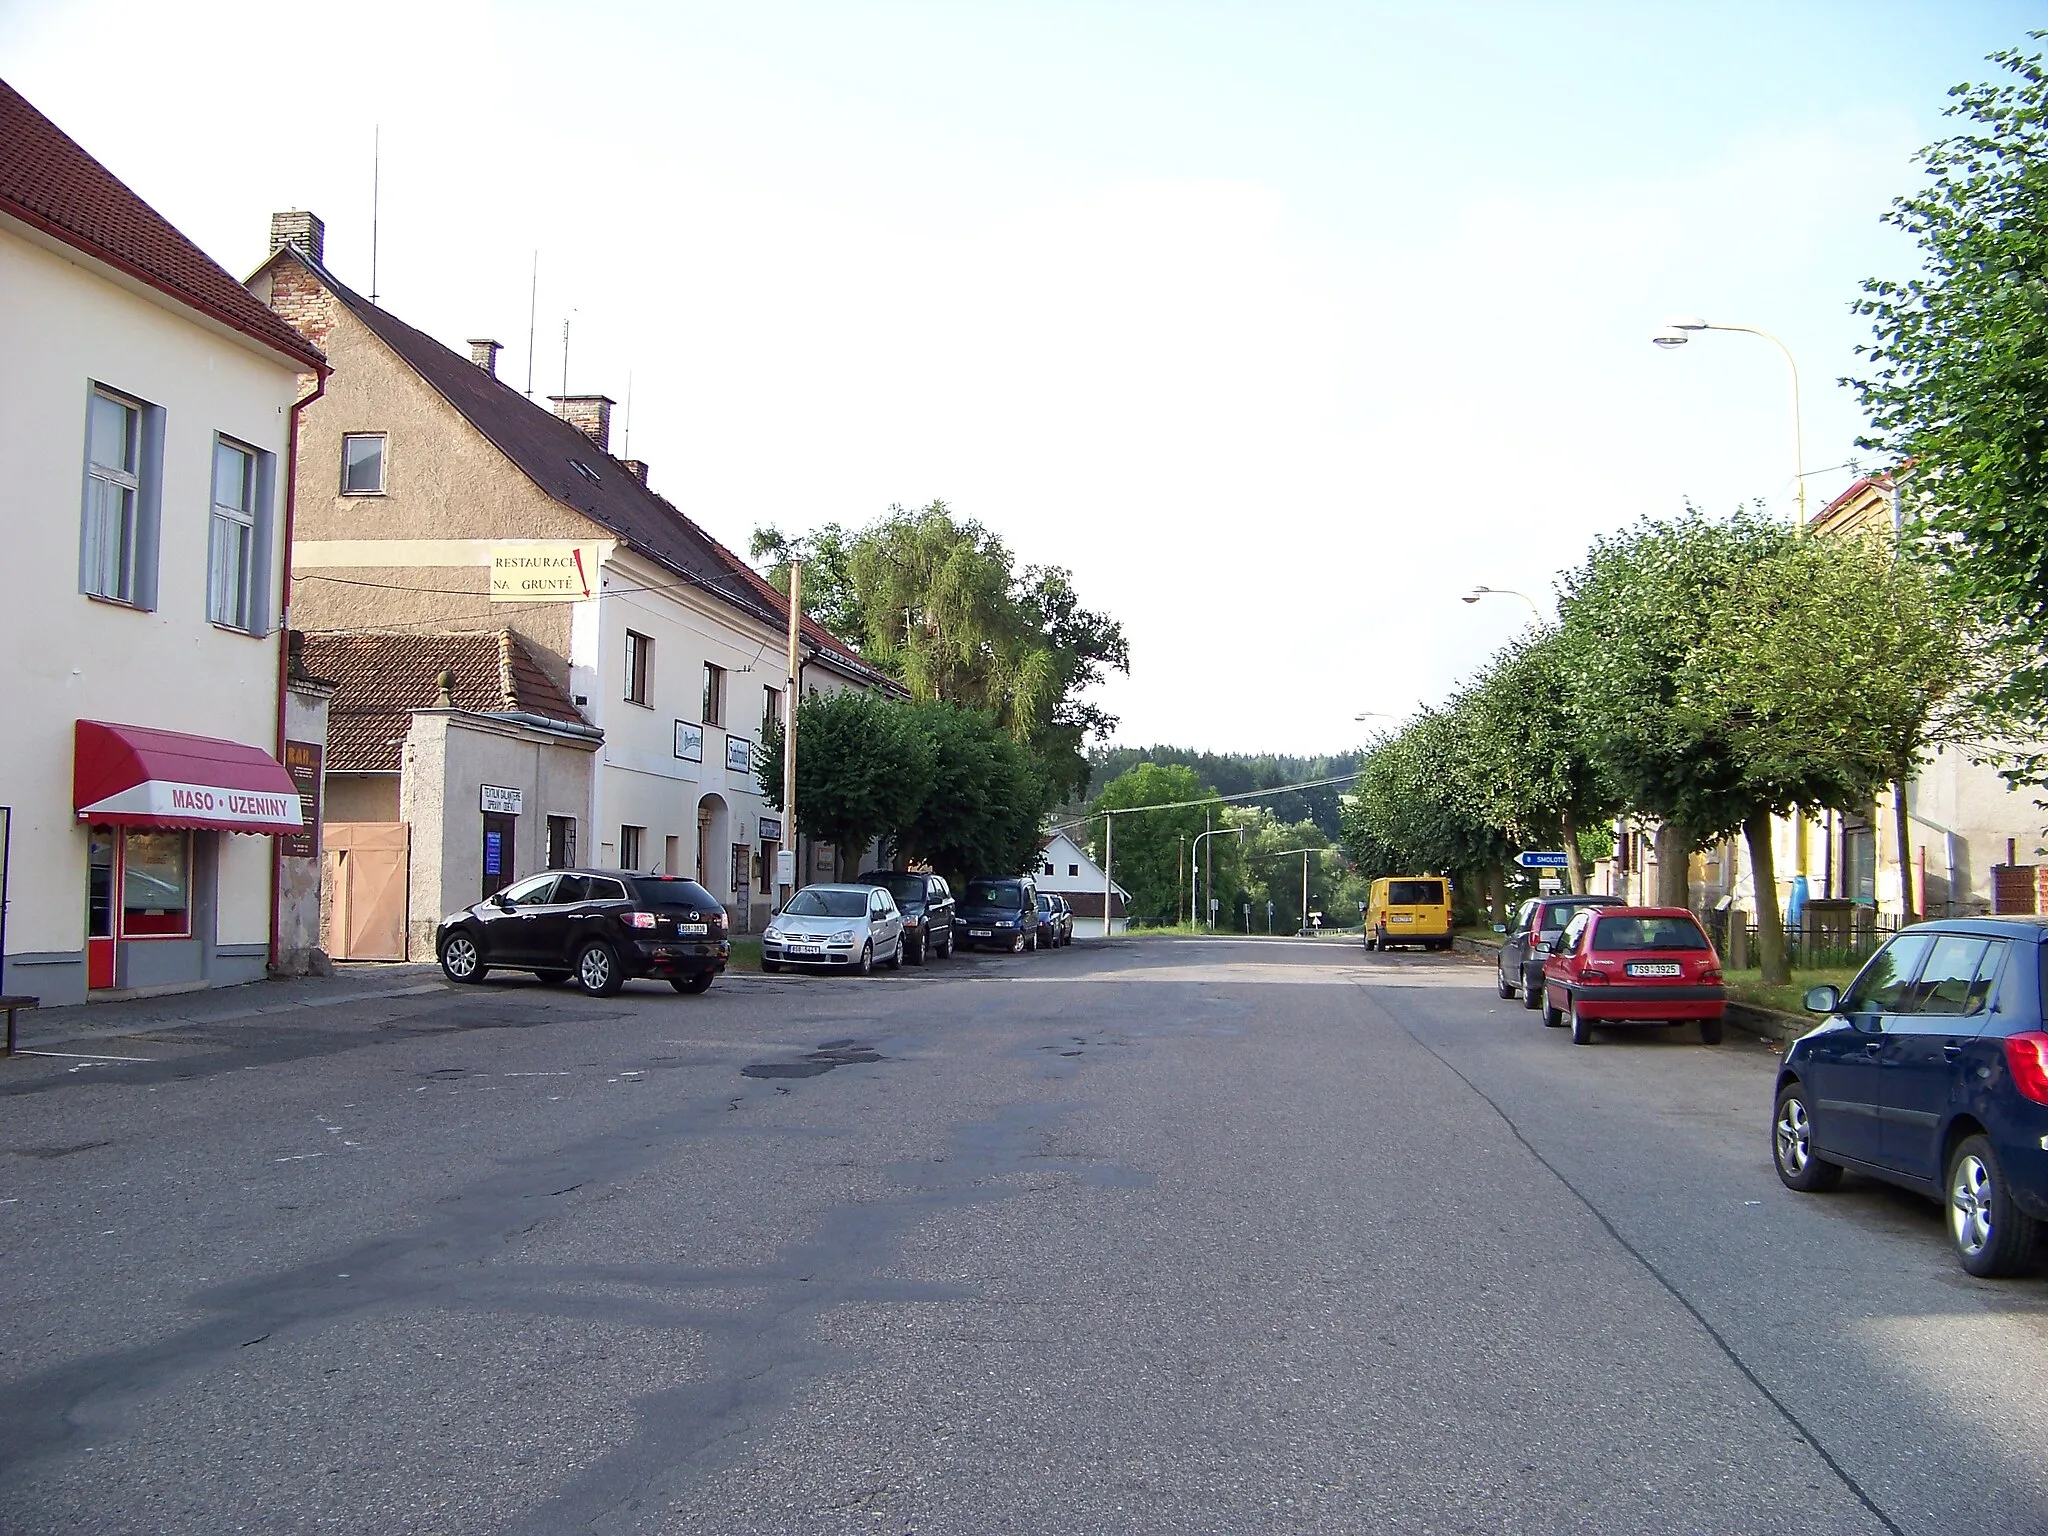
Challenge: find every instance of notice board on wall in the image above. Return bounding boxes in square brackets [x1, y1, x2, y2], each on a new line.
[281, 742, 322, 859]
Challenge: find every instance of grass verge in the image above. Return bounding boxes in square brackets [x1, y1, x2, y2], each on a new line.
[728, 938, 763, 972]
[1723, 965, 1859, 1017]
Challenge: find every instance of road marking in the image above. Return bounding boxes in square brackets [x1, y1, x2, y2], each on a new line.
[274, 1153, 327, 1162]
[13, 1050, 153, 1063]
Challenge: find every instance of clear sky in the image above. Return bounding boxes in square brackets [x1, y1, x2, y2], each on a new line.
[3, 2, 2035, 754]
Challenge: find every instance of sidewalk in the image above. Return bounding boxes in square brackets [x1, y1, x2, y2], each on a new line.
[3, 963, 446, 1056]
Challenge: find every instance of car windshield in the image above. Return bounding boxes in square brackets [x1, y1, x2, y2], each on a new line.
[1592, 916, 1709, 952]
[633, 878, 714, 909]
[864, 873, 924, 903]
[1037, 896, 1054, 911]
[1388, 881, 1444, 906]
[1539, 902, 1603, 934]
[964, 881, 1024, 909]
[784, 889, 868, 918]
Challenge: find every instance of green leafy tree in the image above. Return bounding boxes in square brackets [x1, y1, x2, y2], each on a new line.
[1451, 630, 1619, 895]
[894, 700, 1046, 884]
[1087, 763, 1222, 925]
[1853, 38, 2048, 757]
[1340, 711, 1511, 921]
[756, 502, 1129, 800]
[757, 691, 932, 879]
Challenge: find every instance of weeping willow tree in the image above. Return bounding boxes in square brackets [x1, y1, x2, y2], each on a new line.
[754, 502, 1128, 800]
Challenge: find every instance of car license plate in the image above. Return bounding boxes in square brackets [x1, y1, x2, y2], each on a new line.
[1389, 915, 1412, 923]
[792, 944, 822, 956]
[677, 922, 708, 935]
[1627, 962, 1682, 977]
[970, 928, 993, 938]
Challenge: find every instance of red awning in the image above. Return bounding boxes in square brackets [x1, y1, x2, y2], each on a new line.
[74, 720, 303, 835]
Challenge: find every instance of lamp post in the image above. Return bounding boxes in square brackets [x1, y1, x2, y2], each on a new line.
[1459, 585, 1544, 621]
[1651, 317, 1807, 530]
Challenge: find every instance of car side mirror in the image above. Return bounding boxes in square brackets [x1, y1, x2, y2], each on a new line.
[1802, 984, 1841, 1015]
[1492, 923, 1507, 934]
[492, 892, 513, 910]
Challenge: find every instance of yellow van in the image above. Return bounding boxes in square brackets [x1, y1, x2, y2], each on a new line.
[1364, 876, 1453, 952]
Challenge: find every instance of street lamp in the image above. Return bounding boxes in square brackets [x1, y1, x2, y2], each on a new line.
[1460, 585, 1543, 621]
[1191, 826, 1245, 929]
[1651, 316, 1807, 530]
[1353, 710, 1400, 725]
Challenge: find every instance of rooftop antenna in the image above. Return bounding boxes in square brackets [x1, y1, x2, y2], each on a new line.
[369, 125, 381, 304]
[524, 251, 538, 398]
[622, 370, 634, 456]
[560, 313, 571, 401]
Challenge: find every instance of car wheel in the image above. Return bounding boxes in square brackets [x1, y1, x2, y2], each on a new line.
[1520, 968, 1542, 1010]
[1772, 1082, 1843, 1193]
[535, 969, 571, 987]
[887, 936, 905, 969]
[856, 942, 874, 976]
[1569, 998, 1595, 1045]
[1377, 927, 1390, 951]
[670, 972, 715, 994]
[574, 939, 624, 997]
[1495, 967, 1515, 1000]
[1948, 1134, 2039, 1278]
[937, 926, 954, 958]
[1698, 1014, 1724, 1045]
[439, 933, 487, 984]
[761, 958, 782, 974]
[1542, 987, 1564, 1028]
[906, 931, 926, 966]
[1009, 931, 1026, 954]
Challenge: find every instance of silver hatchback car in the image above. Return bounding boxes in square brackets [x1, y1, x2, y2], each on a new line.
[763, 883, 906, 974]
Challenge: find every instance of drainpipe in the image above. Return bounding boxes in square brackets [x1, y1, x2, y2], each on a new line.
[269, 363, 331, 973]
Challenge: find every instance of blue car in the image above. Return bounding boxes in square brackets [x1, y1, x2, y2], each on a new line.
[1773, 917, 2048, 1276]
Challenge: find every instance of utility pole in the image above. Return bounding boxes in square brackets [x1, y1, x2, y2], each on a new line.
[1178, 835, 1186, 930]
[779, 563, 801, 909]
[1102, 813, 1114, 939]
[1205, 809, 1212, 929]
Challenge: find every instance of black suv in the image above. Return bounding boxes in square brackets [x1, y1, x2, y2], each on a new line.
[436, 869, 730, 996]
[1496, 894, 1623, 1009]
[850, 870, 956, 963]
[958, 876, 1041, 952]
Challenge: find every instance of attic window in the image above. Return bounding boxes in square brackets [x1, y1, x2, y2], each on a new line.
[571, 460, 601, 484]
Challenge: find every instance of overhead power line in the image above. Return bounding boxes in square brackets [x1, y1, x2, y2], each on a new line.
[1048, 772, 1362, 837]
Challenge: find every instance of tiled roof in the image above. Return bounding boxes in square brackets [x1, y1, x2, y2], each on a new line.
[262, 249, 892, 692]
[302, 631, 590, 772]
[0, 78, 324, 372]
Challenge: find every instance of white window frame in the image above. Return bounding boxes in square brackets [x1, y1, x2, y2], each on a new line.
[81, 385, 162, 607]
[208, 436, 262, 630]
[341, 432, 387, 496]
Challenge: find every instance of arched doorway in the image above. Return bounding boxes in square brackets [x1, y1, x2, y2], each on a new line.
[696, 792, 731, 910]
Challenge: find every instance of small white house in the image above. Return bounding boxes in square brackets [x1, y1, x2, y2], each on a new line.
[1034, 831, 1128, 937]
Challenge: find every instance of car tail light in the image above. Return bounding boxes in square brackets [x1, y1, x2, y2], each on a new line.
[1578, 967, 1610, 984]
[2005, 1032, 2048, 1104]
[624, 911, 658, 929]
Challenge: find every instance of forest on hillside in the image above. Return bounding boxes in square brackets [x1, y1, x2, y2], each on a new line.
[1084, 747, 1362, 840]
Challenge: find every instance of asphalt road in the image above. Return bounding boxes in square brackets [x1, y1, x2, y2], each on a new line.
[2, 937, 2045, 1534]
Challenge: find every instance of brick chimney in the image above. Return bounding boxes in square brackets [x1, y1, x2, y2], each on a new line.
[467, 338, 503, 379]
[270, 209, 325, 266]
[549, 394, 614, 452]
[619, 459, 649, 484]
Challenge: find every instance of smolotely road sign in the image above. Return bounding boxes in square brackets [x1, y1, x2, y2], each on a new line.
[1515, 851, 1569, 869]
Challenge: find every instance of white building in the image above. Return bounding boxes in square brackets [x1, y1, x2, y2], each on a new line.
[0, 80, 328, 1004]
[1034, 831, 1129, 937]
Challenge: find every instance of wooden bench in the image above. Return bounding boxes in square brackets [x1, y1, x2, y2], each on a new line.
[0, 995, 37, 1057]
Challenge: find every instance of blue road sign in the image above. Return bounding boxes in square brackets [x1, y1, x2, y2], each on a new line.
[1516, 851, 1569, 868]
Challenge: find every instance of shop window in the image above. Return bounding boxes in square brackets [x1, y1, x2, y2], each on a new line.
[703, 663, 726, 727]
[482, 812, 516, 899]
[341, 433, 386, 495]
[546, 815, 576, 870]
[81, 385, 163, 608]
[625, 630, 652, 705]
[87, 828, 115, 939]
[208, 437, 273, 632]
[121, 828, 191, 937]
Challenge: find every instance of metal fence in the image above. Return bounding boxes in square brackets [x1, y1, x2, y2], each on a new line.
[1702, 906, 1901, 972]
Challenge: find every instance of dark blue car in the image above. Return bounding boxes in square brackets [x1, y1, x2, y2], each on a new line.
[1773, 917, 2048, 1276]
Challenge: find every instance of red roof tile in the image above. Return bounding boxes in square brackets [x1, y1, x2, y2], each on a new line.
[302, 631, 589, 772]
[0, 77, 324, 372]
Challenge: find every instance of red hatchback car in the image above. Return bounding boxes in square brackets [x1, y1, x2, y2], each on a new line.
[1539, 906, 1725, 1045]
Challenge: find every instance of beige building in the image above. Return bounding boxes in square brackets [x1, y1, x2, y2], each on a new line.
[0, 80, 329, 1005]
[248, 212, 892, 954]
